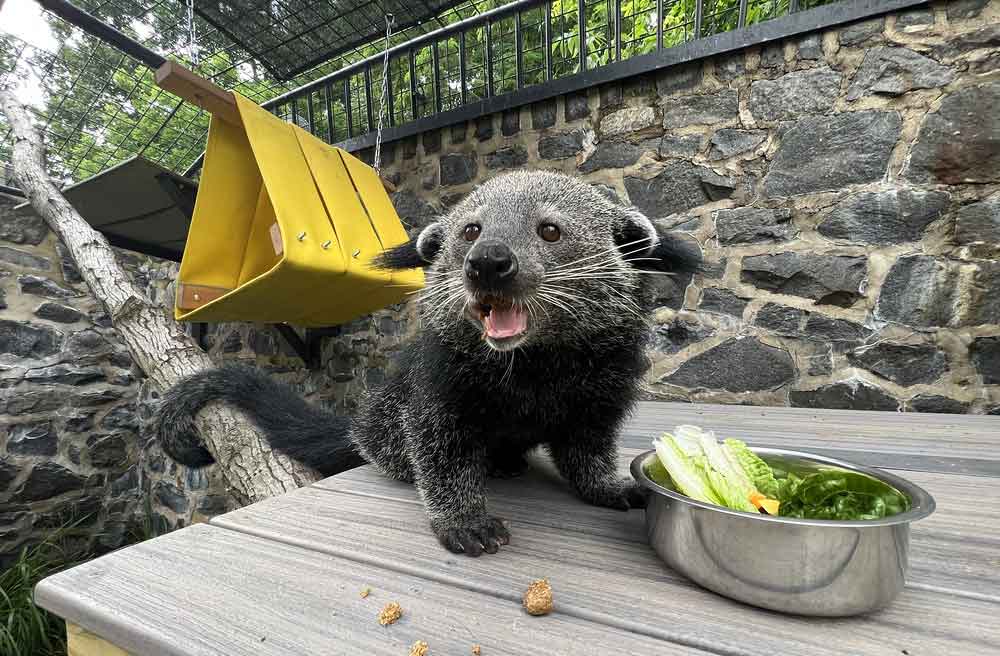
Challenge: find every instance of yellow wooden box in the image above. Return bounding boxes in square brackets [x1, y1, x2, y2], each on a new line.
[174, 93, 422, 326]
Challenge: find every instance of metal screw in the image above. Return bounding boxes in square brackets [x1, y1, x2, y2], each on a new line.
[297, 231, 307, 241]
[353, 249, 361, 258]
[322, 240, 332, 250]
[193, 293, 201, 301]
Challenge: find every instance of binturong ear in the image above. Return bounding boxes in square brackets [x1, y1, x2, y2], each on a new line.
[615, 208, 703, 275]
[372, 222, 446, 270]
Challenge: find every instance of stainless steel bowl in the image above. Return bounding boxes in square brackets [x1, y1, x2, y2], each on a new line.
[631, 447, 936, 616]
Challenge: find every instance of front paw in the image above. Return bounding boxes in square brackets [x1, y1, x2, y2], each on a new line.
[580, 480, 647, 511]
[434, 516, 511, 557]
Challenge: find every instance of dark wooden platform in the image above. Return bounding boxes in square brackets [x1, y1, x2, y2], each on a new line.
[35, 403, 1000, 655]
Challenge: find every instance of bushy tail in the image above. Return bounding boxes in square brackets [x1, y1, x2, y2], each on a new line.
[155, 363, 365, 476]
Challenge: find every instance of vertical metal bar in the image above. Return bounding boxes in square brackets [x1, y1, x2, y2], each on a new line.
[290, 98, 298, 126]
[432, 40, 442, 113]
[738, 0, 749, 28]
[364, 65, 375, 133]
[459, 30, 468, 104]
[408, 48, 418, 118]
[306, 91, 315, 135]
[515, 10, 523, 89]
[789, 0, 800, 13]
[324, 83, 334, 143]
[656, 0, 663, 49]
[344, 78, 353, 139]
[485, 20, 494, 97]
[694, 0, 704, 39]
[577, 0, 586, 72]
[614, 0, 622, 61]
[543, 1, 552, 80]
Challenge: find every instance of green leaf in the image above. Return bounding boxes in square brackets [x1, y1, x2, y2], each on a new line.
[644, 457, 674, 489]
[653, 434, 723, 505]
[698, 434, 757, 512]
[778, 470, 910, 520]
[724, 439, 780, 498]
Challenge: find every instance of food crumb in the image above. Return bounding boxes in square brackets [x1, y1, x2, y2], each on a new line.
[360, 587, 371, 598]
[409, 640, 429, 656]
[522, 579, 553, 616]
[378, 601, 403, 626]
[472, 645, 481, 655]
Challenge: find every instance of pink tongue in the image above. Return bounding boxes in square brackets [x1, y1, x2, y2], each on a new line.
[484, 306, 528, 339]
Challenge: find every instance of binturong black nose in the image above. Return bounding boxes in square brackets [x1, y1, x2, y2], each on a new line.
[464, 240, 519, 288]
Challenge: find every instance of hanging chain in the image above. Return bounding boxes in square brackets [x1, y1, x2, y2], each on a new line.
[186, 0, 198, 67]
[373, 13, 394, 173]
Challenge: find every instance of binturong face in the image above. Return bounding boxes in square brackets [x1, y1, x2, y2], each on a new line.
[377, 170, 702, 352]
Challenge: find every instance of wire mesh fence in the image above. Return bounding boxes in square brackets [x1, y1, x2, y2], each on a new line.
[0, 0, 839, 191]
[0, 0, 503, 187]
[263, 0, 838, 146]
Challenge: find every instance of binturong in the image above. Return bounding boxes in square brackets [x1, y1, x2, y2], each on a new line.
[156, 170, 702, 556]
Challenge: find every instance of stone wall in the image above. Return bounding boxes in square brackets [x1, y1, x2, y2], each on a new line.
[1, 195, 165, 564]
[368, 0, 1000, 415]
[3, 0, 998, 563]
[0, 192, 413, 563]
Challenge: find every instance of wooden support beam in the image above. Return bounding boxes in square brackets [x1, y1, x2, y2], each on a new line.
[154, 61, 241, 126]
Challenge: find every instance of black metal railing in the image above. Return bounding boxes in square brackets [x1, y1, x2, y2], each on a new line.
[258, 0, 929, 154]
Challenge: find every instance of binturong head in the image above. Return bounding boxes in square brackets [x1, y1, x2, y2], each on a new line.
[375, 170, 702, 352]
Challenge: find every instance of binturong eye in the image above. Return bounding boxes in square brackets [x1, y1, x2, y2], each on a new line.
[538, 223, 561, 243]
[463, 224, 482, 242]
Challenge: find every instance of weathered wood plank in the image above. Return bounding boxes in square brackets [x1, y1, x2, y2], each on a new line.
[207, 467, 1000, 656]
[35, 523, 707, 656]
[624, 403, 1000, 474]
[323, 457, 1000, 553]
[329, 463, 1000, 597]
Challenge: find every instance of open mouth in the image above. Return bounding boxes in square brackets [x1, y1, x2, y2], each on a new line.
[470, 295, 529, 341]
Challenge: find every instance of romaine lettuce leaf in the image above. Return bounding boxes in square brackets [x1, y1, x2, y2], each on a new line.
[645, 456, 673, 489]
[672, 425, 706, 457]
[698, 434, 757, 512]
[653, 435, 723, 505]
[648, 426, 910, 521]
[724, 439, 780, 498]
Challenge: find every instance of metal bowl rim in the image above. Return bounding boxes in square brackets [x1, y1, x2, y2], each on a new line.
[631, 447, 936, 528]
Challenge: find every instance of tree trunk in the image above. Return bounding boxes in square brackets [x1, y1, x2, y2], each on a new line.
[0, 89, 318, 504]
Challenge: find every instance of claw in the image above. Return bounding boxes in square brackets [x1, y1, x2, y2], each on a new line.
[436, 516, 511, 557]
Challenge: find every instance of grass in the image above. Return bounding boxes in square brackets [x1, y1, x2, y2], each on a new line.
[0, 536, 84, 656]
[0, 497, 163, 656]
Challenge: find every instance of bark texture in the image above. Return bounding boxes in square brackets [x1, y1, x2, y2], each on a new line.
[1, 88, 318, 504]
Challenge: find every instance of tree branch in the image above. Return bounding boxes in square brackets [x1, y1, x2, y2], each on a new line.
[0, 87, 318, 504]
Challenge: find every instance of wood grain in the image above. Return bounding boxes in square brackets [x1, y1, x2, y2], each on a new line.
[623, 402, 1000, 468]
[35, 402, 1000, 656]
[35, 523, 708, 656]
[204, 467, 1000, 656]
[154, 62, 241, 125]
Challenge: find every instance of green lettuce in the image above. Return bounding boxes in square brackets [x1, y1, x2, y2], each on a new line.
[778, 470, 910, 520]
[652, 434, 723, 505]
[698, 434, 757, 512]
[645, 456, 673, 489]
[724, 439, 780, 498]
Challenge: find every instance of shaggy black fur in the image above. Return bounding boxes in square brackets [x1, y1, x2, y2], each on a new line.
[157, 171, 701, 557]
[157, 365, 361, 473]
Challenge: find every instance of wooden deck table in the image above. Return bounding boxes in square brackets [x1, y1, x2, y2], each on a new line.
[36, 403, 1000, 655]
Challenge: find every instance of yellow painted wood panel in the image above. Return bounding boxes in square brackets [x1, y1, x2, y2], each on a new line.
[67, 622, 131, 656]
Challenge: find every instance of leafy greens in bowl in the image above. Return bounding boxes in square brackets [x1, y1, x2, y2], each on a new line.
[647, 425, 910, 521]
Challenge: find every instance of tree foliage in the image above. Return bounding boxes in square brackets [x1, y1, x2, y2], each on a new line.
[1, 0, 830, 184]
